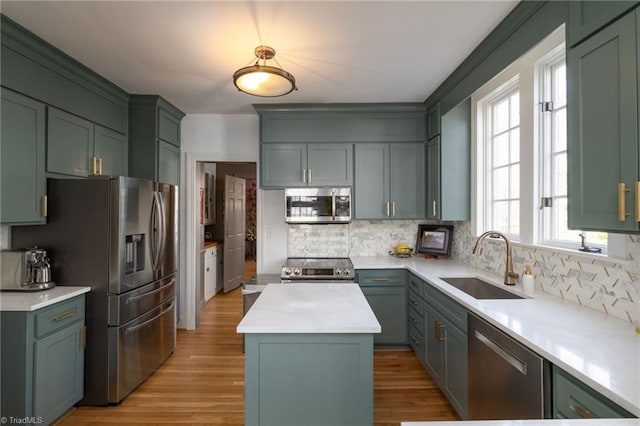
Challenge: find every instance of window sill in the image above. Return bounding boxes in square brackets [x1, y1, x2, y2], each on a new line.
[510, 241, 634, 266]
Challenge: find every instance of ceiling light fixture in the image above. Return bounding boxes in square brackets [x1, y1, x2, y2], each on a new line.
[233, 45, 297, 97]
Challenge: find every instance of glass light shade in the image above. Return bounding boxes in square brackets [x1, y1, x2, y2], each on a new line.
[233, 65, 296, 97]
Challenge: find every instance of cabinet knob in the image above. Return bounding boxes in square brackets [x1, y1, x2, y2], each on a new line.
[206, 267, 210, 272]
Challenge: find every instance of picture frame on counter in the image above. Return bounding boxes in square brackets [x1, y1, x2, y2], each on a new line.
[416, 224, 453, 256]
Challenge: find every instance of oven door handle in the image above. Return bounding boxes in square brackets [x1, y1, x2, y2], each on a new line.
[332, 192, 336, 222]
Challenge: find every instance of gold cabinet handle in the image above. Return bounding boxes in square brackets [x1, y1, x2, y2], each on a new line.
[409, 297, 418, 305]
[41, 195, 48, 217]
[635, 182, 640, 222]
[392, 201, 396, 216]
[432, 200, 437, 217]
[302, 169, 307, 184]
[81, 326, 87, 349]
[91, 156, 97, 175]
[439, 323, 446, 341]
[385, 202, 390, 216]
[372, 278, 389, 282]
[54, 310, 77, 322]
[573, 406, 593, 418]
[98, 157, 103, 175]
[618, 183, 630, 221]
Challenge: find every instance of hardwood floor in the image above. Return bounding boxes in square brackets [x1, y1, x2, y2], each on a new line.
[58, 281, 457, 425]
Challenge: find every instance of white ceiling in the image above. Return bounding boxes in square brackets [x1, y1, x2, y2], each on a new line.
[0, 1, 518, 115]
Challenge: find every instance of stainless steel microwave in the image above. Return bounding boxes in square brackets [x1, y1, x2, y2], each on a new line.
[285, 188, 351, 223]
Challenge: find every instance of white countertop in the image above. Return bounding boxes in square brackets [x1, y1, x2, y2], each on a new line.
[351, 256, 640, 418]
[237, 283, 381, 334]
[0, 286, 91, 312]
[402, 419, 640, 426]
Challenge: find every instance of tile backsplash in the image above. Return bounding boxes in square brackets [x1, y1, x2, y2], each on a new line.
[288, 220, 640, 324]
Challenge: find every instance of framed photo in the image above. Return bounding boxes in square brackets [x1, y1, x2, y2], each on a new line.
[416, 225, 453, 256]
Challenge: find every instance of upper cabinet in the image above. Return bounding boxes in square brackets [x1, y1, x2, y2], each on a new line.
[47, 108, 127, 178]
[354, 143, 425, 219]
[568, 1, 639, 47]
[425, 99, 471, 221]
[129, 95, 185, 186]
[255, 103, 426, 190]
[0, 88, 47, 225]
[261, 143, 353, 188]
[567, 7, 640, 233]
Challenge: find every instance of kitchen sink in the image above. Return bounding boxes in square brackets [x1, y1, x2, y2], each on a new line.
[439, 277, 524, 300]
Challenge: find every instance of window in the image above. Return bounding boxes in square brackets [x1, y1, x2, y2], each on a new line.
[473, 26, 607, 252]
[483, 84, 520, 239]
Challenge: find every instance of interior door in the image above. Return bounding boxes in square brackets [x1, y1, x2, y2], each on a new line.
[223, 175, 246, 293]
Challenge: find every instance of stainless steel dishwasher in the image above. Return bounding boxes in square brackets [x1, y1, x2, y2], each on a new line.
[468, 314, 551, 419]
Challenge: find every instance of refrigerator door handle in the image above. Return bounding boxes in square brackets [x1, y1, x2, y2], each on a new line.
[150, 192, 162, 271]
[157, 191, 167, 269]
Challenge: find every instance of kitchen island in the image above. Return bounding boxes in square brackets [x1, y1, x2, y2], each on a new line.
[237, 283, 381, 426]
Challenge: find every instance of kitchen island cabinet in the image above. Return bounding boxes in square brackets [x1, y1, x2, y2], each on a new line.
[0, 288, 90, 426]
[237, 283, 380, 426]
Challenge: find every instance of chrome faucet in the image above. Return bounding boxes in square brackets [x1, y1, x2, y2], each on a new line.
[472, 231, 519, 285]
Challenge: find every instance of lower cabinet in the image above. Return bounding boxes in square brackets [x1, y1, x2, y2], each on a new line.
[423, 287, 468, 419]
[204, 245, 217, 301]
[553, 365, 634, 419]
[356, 269, 408, 345]
[0, 295, 86, 425]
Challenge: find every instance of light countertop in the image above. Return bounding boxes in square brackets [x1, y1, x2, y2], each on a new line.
[402, 420, 640, 426]
[351, 256, 640, 418]
[0, 286, 91, 312]
[237, 283, 381, 334]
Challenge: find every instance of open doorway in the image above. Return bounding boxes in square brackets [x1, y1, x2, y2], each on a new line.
[195, 161, 257, 325]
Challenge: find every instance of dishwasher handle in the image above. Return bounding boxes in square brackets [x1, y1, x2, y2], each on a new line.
[474, 329, 527, 375]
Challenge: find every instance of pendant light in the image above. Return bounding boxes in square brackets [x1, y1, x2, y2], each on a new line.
[233, 45, 297, 97]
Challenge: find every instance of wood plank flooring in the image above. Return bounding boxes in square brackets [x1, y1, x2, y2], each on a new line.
[57, 276, 457, 425]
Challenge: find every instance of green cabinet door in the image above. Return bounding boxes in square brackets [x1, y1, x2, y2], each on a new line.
[390, 143, 425, 218]
[568, 1, 639, 47]
[354, 144, 389, 219]
[361, 286, 407, 345]
[95, 125, 128, 176]
[0, 88, 46, 225]
[33, 321, 84, 422]
[47, 107, 94, 177]
[426, 138, 441, 220]
[260, 143, 307, 188]
[442, 316, 468, 418]
[307, 143, 353, 186]
[567, 11, 639, 232]
[158, 140, 180, 185]
[424, 302, 445, 385]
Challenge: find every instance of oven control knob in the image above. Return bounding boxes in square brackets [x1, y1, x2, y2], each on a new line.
[335, 268, 342, 275]
[284, 268, 292, 276]
[343, 269, 351, 276]
[293, 268, 301, 276]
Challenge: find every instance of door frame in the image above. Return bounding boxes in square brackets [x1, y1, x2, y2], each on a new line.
[181, 153, 259, 330]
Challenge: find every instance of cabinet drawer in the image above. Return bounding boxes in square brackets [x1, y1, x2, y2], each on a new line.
[408, 306, 423, 334]
[408, 323, 424, 357]
[408, 273, 425, 297]
[35, 296, 85, 338]
[408, 290, 424, 316]
[425, 285, 467, 332]
[356, 269, 406, 286]
[553, 367, 633, 419]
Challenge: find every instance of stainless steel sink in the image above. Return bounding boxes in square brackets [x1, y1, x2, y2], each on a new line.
[440, 277, 524, 300]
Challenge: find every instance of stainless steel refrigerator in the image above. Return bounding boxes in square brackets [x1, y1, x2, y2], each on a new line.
[12, 176, 178, 405]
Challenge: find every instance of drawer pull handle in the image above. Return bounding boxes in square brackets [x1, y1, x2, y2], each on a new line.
[618, 183, 630, 221]
[573, 406, 593, 419]
[372, 278, 389, 282]
[410, 298, 418, 305]
[54, 311, 77, 322]
[411, 337, 419, 345]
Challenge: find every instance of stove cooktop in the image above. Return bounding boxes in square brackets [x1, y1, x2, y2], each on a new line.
[281, 257, 354, 280]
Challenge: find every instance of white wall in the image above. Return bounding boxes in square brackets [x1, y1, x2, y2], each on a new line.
[179, 113, 287, 329]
